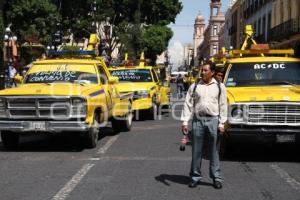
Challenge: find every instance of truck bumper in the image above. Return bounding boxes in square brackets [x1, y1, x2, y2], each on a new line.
[132, 98, 153, 110]
[226, 126, 300, 144]
[0, 120, 89, 133]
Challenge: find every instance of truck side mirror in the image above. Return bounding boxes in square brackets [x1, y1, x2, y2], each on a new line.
[14, 74, 23, 84]
[108, 76, 119, 84]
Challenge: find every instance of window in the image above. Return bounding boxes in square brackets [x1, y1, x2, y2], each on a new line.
[288, 0, 292, 20]
[262, 15, 266, 40]
[280, 0, 284, 24]
[98, 66, 108, 84]
[213, 45, 218, 55]
[267, 12, 271, 40]
[258, 18, 261, 35]
[226, 62, 300, 87]
[213, 25, 218, 36]
[151, 69, 159, 82]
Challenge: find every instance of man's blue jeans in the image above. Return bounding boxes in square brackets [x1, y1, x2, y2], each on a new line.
[190, 116, 222, 182]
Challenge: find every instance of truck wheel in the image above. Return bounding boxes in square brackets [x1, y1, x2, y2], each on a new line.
[86, 114, 99, 148]
[1, 131, 19, 150]
[220, 136, 232, 159]
[121, 104, 133, 132]
[148, 102, 157, 120]
[112, 104, 133, 133]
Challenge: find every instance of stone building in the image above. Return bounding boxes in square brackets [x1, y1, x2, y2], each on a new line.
[270, 0, 300, 57]
[195, 0, 225, 63]
[193, 14, 205, 66]
[243, 0, 273, 43]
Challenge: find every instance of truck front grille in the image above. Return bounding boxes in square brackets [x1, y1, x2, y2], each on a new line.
[247, 103, 300, 125]
[6, 97, 71, 119]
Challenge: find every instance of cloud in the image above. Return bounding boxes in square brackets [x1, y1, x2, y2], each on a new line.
[168, 40, 184, 70]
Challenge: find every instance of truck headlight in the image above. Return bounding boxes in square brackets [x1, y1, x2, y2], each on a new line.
[71, 97, 86, 116]
[229, 105, 245, 123]
[134, 90, 150, 99]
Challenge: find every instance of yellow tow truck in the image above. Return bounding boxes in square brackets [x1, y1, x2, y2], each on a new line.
[222, 25, 300, 154]
[110, 53, 170, 120]
[0, 34, 133, 149]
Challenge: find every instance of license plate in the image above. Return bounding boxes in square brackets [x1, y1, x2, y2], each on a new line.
[28, 122, 46, 131]
[276, 134, 295, 143]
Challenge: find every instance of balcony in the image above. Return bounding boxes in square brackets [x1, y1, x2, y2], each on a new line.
[269, 18, 300, 41]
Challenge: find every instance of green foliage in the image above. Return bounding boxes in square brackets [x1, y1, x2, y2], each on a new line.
[61, 45, 80, 51]
[112, 0, 182, 62]
[0, 1, 4, 50]
[2, 0, 182, 64]
[142, 25, 173, 65]
[20, 44, 46, 64]
[5, 0, 59, 44]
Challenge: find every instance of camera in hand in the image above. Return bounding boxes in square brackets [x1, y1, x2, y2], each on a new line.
[179, 145, 185, 151]
[179, 135, 188, 151]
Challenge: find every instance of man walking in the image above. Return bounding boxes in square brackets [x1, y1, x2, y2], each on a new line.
[181, 63, 227, 189]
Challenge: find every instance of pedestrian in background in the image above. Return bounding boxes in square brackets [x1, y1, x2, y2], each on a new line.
[181, 63, 227, 189]
[215, 67, 225, 82]
[177, 74, 185, 98]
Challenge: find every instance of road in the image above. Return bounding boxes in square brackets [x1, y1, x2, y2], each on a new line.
[0, 97, 299, 200]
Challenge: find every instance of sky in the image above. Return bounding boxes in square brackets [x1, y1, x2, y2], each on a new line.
[168, 0, 231, 68]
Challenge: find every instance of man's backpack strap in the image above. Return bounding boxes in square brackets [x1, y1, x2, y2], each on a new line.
[217, 81, 221, 104]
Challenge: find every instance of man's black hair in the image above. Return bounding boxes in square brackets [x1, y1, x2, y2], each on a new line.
[215, 67, 225, 74]
[204, 62, 217, 72]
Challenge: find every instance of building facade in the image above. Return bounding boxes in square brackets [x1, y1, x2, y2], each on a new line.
[193, 14, 205, 66]
[269, 0, 300, 56]
[196, 0, 225, 63]
[243, 0, 273, 43]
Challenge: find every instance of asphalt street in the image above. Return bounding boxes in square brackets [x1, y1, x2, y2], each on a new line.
[0, 94, 299, 200]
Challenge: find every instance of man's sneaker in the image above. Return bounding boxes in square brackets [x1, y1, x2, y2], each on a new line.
[188, 180, 199, 188]
[213, 180, 222, 189]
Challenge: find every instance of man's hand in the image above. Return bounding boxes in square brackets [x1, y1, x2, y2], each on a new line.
[218, 127, 225, 135]
[181, 125, 188, 135]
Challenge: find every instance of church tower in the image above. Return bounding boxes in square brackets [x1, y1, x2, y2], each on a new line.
[210, 0, 222, 17]
[193, 13, 205, 66]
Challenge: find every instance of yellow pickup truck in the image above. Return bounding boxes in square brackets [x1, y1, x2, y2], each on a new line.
[222, 26, 300, 154]
[110, 65, 170, 120]
[0, 51, 133, 149]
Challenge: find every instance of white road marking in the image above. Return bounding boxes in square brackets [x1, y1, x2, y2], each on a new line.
[85, 156, 191, 162]
[97, 135, 119, 154]
[270, 164, 300, 192]
[52, 163, 94, 200]
[89, 158, 101, 161]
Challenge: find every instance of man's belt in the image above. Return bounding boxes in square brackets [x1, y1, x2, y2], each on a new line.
[195, 113, 217, 118]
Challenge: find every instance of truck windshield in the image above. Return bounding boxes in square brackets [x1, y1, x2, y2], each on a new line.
[110, 69, 153, 82]
[226, 62, 300, 87]
[24, 64, 98, 84]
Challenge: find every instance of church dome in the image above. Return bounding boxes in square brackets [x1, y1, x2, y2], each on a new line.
[195, 14, 204, 23]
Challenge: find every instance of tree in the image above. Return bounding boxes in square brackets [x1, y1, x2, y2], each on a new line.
[99, 0, 182, 63]
[0, 0, 5, 89]
[142, 25, 173, 65]
[4, 0, 59, 44]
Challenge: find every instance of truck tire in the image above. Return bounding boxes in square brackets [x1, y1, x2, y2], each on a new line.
[219, 136, 232, 159]
[148, 102, 157, 120]
[112, 104, 133, 133]
[86, 114, 99, 148]
[1, 131, 19, 150]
